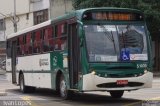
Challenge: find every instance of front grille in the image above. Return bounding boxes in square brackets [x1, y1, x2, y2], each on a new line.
[107, 67, 136, 70]
[97, 82, 144, 88]
[108, 74, 135, 78]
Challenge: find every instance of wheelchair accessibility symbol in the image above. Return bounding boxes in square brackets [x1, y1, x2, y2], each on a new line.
[121, 51, 130, 61]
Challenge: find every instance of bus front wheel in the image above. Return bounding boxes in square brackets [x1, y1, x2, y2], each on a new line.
[59, 75, 72, 99]
[110, 91, 124, 98]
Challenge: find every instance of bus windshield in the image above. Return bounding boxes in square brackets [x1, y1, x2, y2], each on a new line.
[84, 25, 148, 62]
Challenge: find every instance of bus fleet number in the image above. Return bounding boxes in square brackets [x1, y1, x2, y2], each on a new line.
[137, 64, 147, 68]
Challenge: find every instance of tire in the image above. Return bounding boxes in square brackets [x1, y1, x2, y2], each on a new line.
[59, 75, 72, 99]
[110, 91, 124, 98]
[19, 74, 28, 93]
[19, 74, 36, 93]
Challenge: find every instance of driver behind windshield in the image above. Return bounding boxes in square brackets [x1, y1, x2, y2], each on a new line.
[120, 25, 144, 54]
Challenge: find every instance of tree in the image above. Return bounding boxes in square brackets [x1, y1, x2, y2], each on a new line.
[73, 0, 160, 37]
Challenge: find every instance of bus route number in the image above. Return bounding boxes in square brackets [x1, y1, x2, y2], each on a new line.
[53, 56, 58, 66]
[137, 64, 147, 68]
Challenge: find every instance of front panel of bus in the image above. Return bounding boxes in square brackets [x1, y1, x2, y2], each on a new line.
[79, 10, 153, 91]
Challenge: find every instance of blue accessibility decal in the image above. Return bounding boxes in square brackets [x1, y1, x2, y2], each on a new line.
[120, 50, 130, 61]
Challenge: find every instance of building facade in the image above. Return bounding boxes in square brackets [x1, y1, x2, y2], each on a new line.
[0, 0, 50, 66]
[0, 0, 73, 66]
[50, 0, 73, 19]
[0, 0, 73, 40]
[0, 0, 50, 37]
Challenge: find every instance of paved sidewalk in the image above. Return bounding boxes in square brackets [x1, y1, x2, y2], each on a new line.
[0, 90, 7, 96]
[153, 71, 160, 78]
[0, 74, 17, 96]
[0, 69, 6, 75]
[0, 75, 7, 96]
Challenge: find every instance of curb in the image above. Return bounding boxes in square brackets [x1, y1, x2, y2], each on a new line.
[153, 72, 160, 78]
[0, 90, 7, 96]
[0, 70, 6, 75]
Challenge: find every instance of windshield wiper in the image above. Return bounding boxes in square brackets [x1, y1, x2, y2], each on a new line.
[98, 25, 117, 54]
[121, 31, 126, 50]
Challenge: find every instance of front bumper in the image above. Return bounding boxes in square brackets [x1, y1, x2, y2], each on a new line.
[82, 72, 153, 91]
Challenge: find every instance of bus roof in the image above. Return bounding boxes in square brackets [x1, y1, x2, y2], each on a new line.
[52, 7, 143, 23]
[6, 20, 51, 39]
[7, 7, 143, 40]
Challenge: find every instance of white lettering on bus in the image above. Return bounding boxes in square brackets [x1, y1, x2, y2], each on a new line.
[39, 59, 49, 66]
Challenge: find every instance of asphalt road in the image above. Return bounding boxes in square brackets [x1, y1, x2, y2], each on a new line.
[0, 74, 160, 106]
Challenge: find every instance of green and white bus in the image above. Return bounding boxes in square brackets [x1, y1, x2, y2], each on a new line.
[6, 8, 153, 99]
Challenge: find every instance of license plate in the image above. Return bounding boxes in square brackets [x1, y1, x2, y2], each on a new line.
[117, 80, 128, 85]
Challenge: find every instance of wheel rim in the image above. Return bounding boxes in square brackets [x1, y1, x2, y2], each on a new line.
[60, 79, 67, 98]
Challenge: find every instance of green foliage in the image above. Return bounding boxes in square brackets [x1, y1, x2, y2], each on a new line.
[73, 0, 160, 36]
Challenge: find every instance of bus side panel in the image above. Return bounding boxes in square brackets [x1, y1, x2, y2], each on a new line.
[50, 51, 69, 89]
[6, 58, 12, 82]
[16, 53, 52, 88]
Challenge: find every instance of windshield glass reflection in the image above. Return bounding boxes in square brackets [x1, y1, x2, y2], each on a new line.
[84, 25, 148, 62]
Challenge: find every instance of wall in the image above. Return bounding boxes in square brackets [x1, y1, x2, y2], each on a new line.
[5, 13, 33, 36]
[30, 0, 50, 12]
[50, 0, 74, 19]
[3, 0, 50, 37]
[0, 0, 30, 16]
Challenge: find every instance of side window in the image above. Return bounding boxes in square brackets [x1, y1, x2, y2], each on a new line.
[61, 23, 67, 50]
[23, 34, 26, 55]
[52, 26, 54, 38]
[17, 37, 20, 55]
[61, 23, 67, 35]
[54, 23, 68, 51]
[33, 30, 41, 53]
[19, 36, 24, 55]
[25, 33, 32, 54]
[48, 26, 54, 51]
[16, 35, 26, 56]
[42, 26, 53, 52]
[32, 31, 36, 53]
[7, 40, 11, 58]
[43, 28, 49, 52]
[55, 25, 58, 38]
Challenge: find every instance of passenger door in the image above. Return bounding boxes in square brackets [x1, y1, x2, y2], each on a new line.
[11, 41, 17, 84]
[68, 23, 80, 89]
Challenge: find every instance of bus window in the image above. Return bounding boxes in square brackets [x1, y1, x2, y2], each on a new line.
[33, 30, 41, 53]
[42, 26, 54, 52]
[43, 28, 49, 52]
[17, 37, 20, 55]
[55, 23, 67, 50]
[16, 36, 24, 56]
[60, 36, 67, 50]
[48, 26, 54, 51]
[61, 23, 67, 35]
[60, 23, 67, 50]
[7, 40, 11, 58]
[25, 33, 32, 54]
[55, 25, 58, 38]
[52, 26, 55, 38]
[19, 36, 24, 55]
[23, 34, 26, 55]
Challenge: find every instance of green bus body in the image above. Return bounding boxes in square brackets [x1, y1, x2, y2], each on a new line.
[51, 8, 153, 90]
[6, 8, 153, 99]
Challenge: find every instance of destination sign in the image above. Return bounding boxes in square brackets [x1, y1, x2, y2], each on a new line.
[82, 11, 144, 21]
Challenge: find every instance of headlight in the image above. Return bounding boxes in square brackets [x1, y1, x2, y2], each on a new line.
[91, 71, 96, 75]
[144, 70, 148, 74]
[105, 74, 108, 77]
